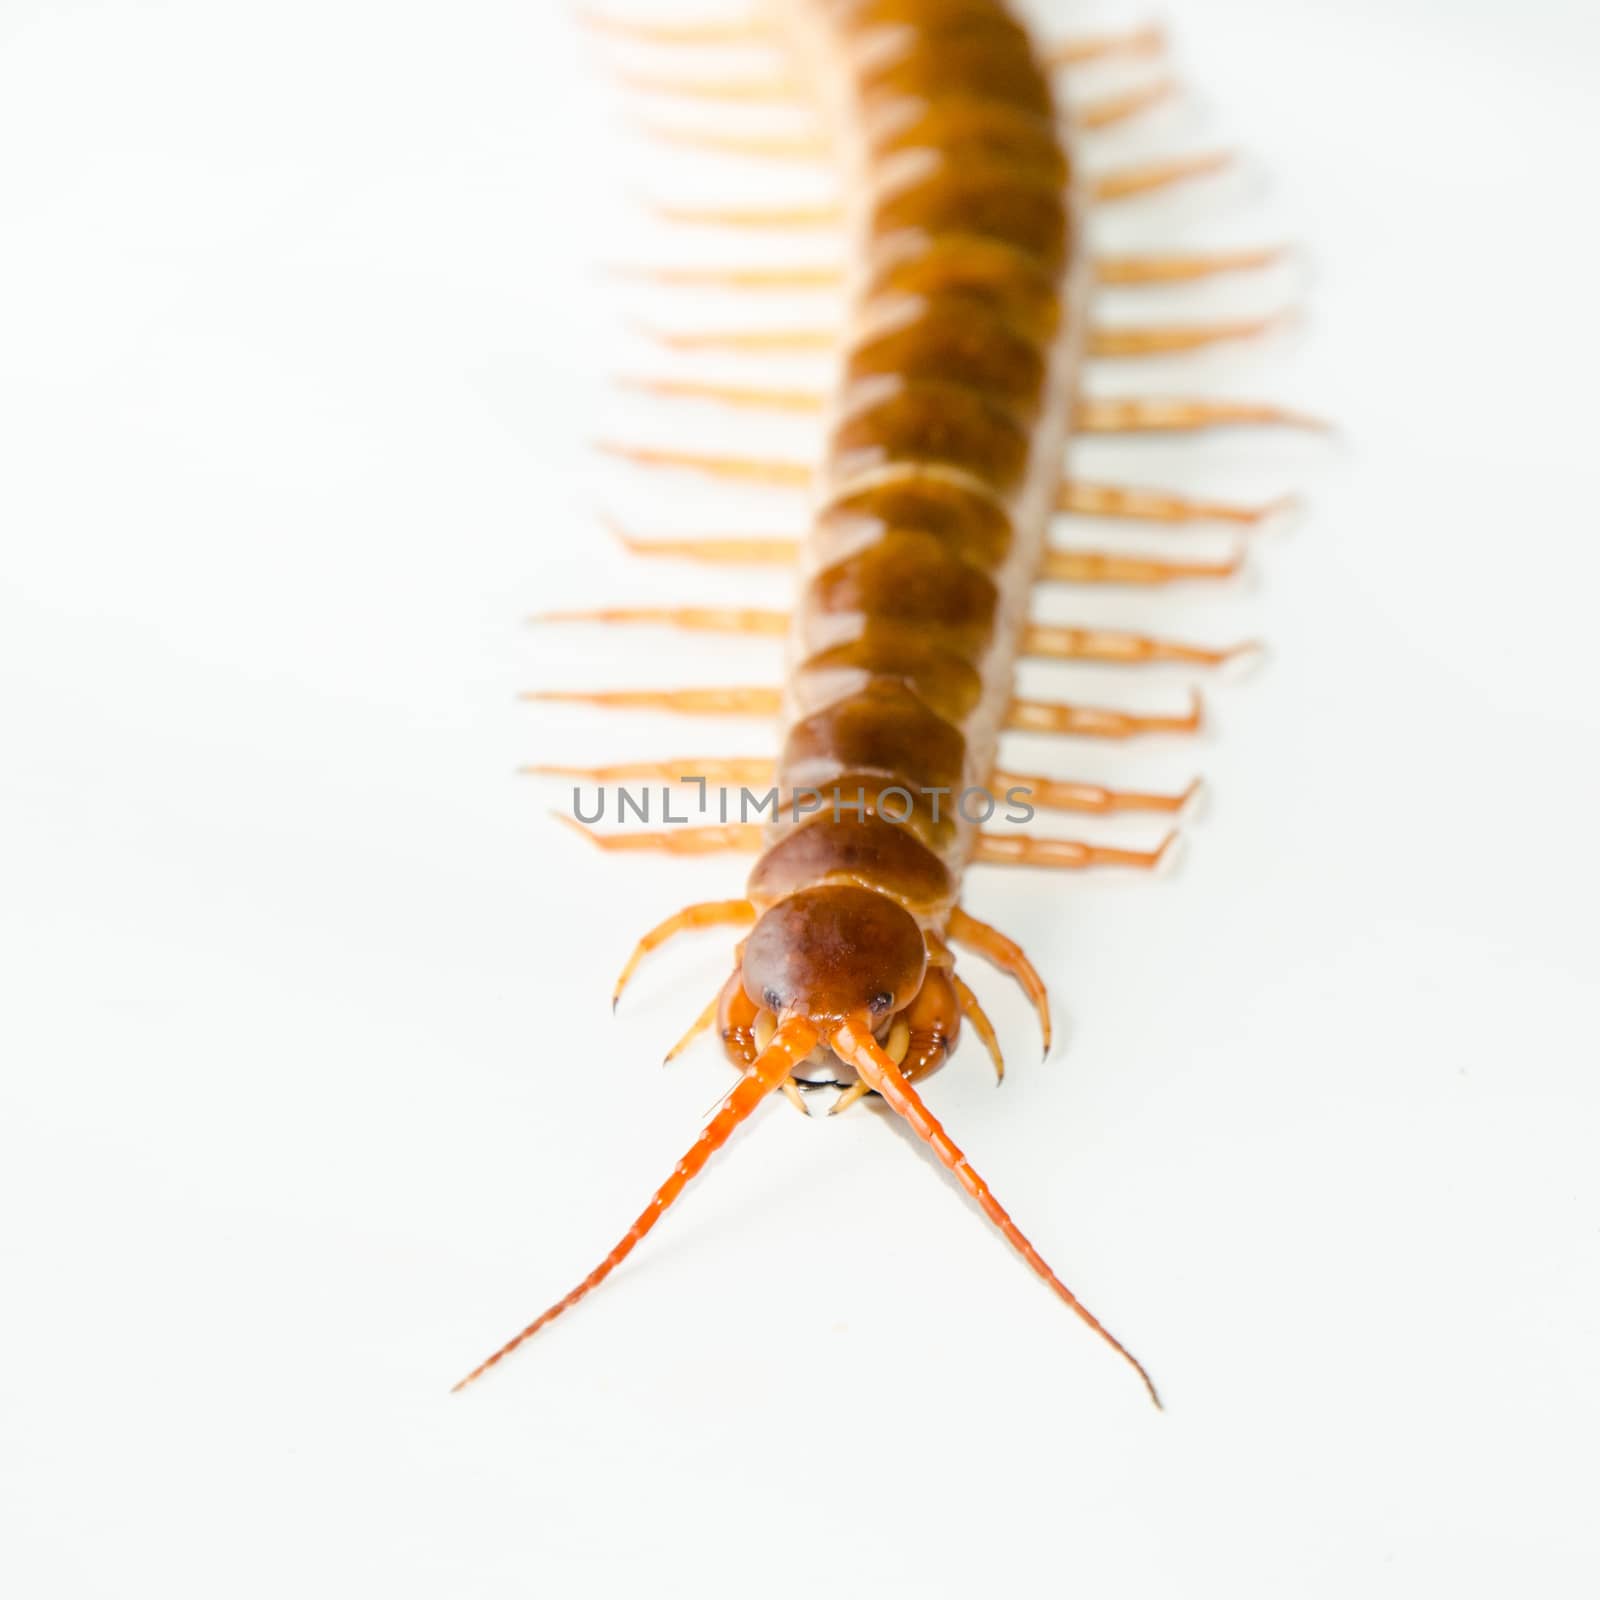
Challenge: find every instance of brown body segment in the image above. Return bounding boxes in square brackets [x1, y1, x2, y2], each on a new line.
[812, 470, 1016, 569]
[870, 162, 1070, 271]
[845, 296, 1048, 418]
[758, 0, 1076, 943]
[830, 380, 1033, 491]
[864, 232, 1063, 339]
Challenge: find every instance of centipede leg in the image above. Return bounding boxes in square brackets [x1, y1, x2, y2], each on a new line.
[613, 899, 756, 1009]
[1006, 691, 1203, 738]
[663, 988, 723, 1065]
[1045, 24, 1165, 68]
[973, 832, 1179, 872]
[947, 907, 1053, 1059]
[1091, 151, 1232, 203]
[1093, 248, 1285, 286]
[535, 605, 788, 637]
[1058, 481, 1295, 528]
[951, 973, 1004, 1084]
[1021, 622, 1250, 666]
[1076, 396, 1324, 435]
[606, 518, 800, 566]
[597, 443, 811, 489]
[1076, 79, 1175, 132]
[576, 11, 773, 46]
[553, 815, 764, 854]
[529, 687, 782, 717]
[1087, 316, 1282, 359]
[526, 758, 773, 788]
[1040, 547, 1243, 584]
[990, 770, 1200, 817]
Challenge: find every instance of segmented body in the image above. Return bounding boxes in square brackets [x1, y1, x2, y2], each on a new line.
[455, 0, 1312, 1404]
[757, 0, 1083, 973]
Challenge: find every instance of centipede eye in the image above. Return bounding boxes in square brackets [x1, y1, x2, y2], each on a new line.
[870, 992, 894, 1014]
[763, 988, 782, 1011]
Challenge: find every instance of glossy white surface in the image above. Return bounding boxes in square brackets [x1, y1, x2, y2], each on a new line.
[2, 1, 1597, 1594]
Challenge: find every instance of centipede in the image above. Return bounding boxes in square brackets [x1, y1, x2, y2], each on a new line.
[453, 0, 1318, 1407]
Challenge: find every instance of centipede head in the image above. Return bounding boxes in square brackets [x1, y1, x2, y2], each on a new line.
[741, 884, 928, 1050]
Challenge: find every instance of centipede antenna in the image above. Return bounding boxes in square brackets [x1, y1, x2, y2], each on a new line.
[452, 1018, 821, 1393]
[835, 1020, 1161, 1410]
[613, 900, 755, 1010]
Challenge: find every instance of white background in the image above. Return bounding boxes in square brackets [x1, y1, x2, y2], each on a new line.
[3, 0, 1598, 1595]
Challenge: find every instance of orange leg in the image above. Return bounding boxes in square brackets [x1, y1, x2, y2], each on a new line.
[597, 442, 810, 489]
[663, 987, 723, 1066]
[554, 814, 764, 855]
[1044, 24, 1165, 68]
[606, 517, 799, 566]
[992, 770, 1200, 817]
[525, 758, 772, 787]
[946, 907, 1053, 1059]
[637, 325, 835, 353]
[1093, 247, 1285, 286]
[528, 687, 781, 717]
[618, 375, 826, 414]
[1057, 480, 1296, 528]
[950, 972, 1004, 1084]
[1006, 691, 1203, 738]
[1076, 79, 1175, 131]
[452, 1017, 821, 1393]
[1087, 316, 1282, 360]
[576, 12, 772, 45]
[534, 604, 787, 637]
[833, 1019, 1161, 1409]
[1076, 396, 1324, 434]
[629, 123, 829, 161]
[1038, 547, 1244, 584]
[974, 831, 1178, 872]
[615, 71, 805, 105]
[650, 199, 842, 228]
[611, 263, 845, 290]
[1092, 151, 1232, 203]
[612, 899, 755, 1009]
[1021, 622, 1249, 666]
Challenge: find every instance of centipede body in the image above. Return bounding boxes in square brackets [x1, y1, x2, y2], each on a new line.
[455, 0, 1315, 1405]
